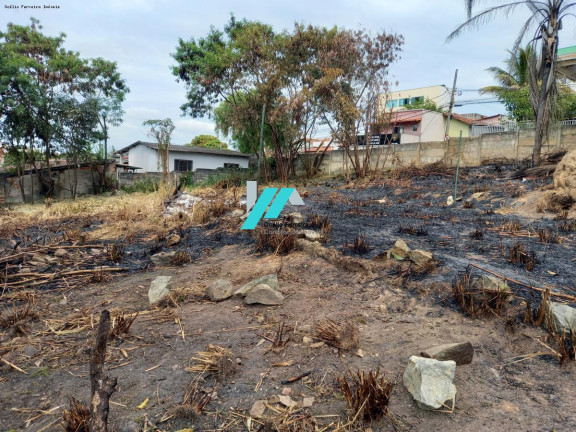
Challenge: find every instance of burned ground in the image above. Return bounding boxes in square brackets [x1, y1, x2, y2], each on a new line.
[0, 163, 575, 432]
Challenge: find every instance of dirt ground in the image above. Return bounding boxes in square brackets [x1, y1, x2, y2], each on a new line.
[1, 163, 575, 432]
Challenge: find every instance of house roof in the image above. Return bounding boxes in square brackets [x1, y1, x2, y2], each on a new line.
[117, 141, 250, 158]
[445, 113, 476, 125]
[390, 109, 424, 124]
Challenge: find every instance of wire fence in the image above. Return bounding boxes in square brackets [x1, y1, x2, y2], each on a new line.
[471, 119, 576, 136]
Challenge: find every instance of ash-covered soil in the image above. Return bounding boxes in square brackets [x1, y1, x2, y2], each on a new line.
[1, 163, 575, 432]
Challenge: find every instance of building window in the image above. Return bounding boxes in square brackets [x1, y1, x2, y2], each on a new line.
[412, 125, 418, 131]
[174, 159, 193, 172]
[394, 126, 404, 134]
[411, 96, 424, 104]
[223, 163, 240, 169]
[398, 98, 410, 106]
[385, 99, 398, 108]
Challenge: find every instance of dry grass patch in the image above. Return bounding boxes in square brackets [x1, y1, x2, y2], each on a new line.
[254, 227, 297, 255]
[338, 368, 394, 422]
[314, 317, 360, 350]
[61, 398, 90, 432]
[173, 380, 212, 419]
[186, 344, 237, 379]
[452, 270, 509, 318]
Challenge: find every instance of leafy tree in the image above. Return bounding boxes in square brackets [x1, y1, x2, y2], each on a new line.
[173, 17, 403, 180]
[447, 1, 576, 166]
[189, 134, 228, 149]
[481, 46, 576, 123]
[0, 18, 129, 198]
[402, 98, 444, 112]
[143, 118, 175, 181]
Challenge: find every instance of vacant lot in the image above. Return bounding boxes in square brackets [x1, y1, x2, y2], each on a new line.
[1, 163, 575, 432]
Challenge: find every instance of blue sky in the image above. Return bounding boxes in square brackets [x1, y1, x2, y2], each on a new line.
[3, 0, 576, 151]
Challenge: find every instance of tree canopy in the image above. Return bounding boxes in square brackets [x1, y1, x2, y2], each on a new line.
[188, 134, 228, 149]
[447, 1, 576, 166]
[172, 16, 403, 180]
[0, 18, 129, 198]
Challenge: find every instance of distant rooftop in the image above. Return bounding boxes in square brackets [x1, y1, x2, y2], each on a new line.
[558, 46, 576, 57]
[117, 141, 249, 158]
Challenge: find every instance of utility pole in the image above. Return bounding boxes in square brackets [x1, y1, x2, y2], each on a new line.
[444, 69, 458, 140]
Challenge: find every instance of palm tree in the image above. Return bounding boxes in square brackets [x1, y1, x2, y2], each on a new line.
[480, 46, 533, 94]
[447, 1, 576, 166]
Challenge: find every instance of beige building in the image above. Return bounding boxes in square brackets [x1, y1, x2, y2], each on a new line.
[382, 85, 451, 111]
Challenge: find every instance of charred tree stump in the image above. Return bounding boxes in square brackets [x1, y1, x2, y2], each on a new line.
[89, 310, 117, 432]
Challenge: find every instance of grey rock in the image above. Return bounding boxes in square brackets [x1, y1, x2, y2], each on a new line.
[546, 302, 576, 335]
[300, 229, 321, 241]
[23, 345, 39, 358]
[250, 400, 267, 418]
[151, 251, 177, 266]
[409, 249, 434, 267]
[386, 239, 411, 260]
[403, 356, 456, 410]
[471, 275, 509, 293]
[421, 342, 474, 366]
[287, 212, 304, 224]
[235, 274, 279, 297]
[466, 192, 485, 202]
[245, 283, 285, 305]
[54, 248, 68, 258]
[148, 276, 172, 304]
[206, 279, 234, 301]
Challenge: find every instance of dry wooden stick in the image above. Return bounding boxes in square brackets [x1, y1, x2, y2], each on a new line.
[89, 310, 117, 432]
[468, 263, 576, 302]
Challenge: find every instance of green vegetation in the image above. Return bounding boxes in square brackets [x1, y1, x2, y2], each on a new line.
[0, 18, 129, 199]
[172, 16, 403, 180]
[448, 1, 576, 166]
[188, 134, 228, 149]
[121, 177, 160, 194]
[402, 98, 444, 112]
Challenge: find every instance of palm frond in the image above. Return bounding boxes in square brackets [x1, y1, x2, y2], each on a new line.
[446, 2, 535, 42]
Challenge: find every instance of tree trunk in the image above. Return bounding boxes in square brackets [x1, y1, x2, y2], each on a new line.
[89, 310, 117, 432]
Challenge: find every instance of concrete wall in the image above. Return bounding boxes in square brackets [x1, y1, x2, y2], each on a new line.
[313, 124, 576, 175]
[125, 144, 249, 173]
[2, 165, 106, 204]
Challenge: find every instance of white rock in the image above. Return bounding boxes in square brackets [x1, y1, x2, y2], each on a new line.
[244, 284, 285, 305]
[547, 302, 576, 335]
[148, 276, 172, 305]
[235, 274, 279, 297]
[447, 196, 454, 206]
[403, 356, 456, 410]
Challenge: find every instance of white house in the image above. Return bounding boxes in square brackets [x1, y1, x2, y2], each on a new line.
[116, 141, 250, 173]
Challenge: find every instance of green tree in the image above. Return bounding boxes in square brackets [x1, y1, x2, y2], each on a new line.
[173, 17, 402, 180]
[447, 1, 576, 166]
[142, 118, 175, 181]
[189, 134, 228, 149]
[0, 18, 129, 197]
[481, 46, 576, 122]
[402, 98, 443, 112]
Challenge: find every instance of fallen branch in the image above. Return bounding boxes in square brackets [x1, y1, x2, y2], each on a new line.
[89, 310, 117, 432]
[468, 263, 576, 303]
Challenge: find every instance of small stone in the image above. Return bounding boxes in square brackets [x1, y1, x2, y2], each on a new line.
[467, 192, 485, 202]
[472, 275, 508, 292]
[409, 249, 434, 268]
[356, 349, 365, 358]
[546, 302, 576, 335]
[250, 400, 267, 418]
[376, 197, 387, 204]
[166, 234, 181, 247]
[303, 336, 313, 344]
[302, 230, 321, 241]
[230, 209, 244, 218]
[206, 279, 234, 302]
[301, 397, 315, 408]
[268, 395, 281, 404]
[23, 346, 39, 357]
[282, 387, 291, 396]
[403, 356, 456, 410]
[447, 196, 454, 206]
[421, 342, 474, 366]
[287, 212, 303, 224]
[148, 276, 172, 304]
[235, 274, 279, 297]
[54, 248, 68, 258]
[379, 305, 388, 313]
[310, 342, 325, 348]
[151, 251, 177, 266]
[244, 284, 285, 305]
[299, 324, 312, 333]
[278, 395, 297, 408]
[386, 239, 411, 260]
